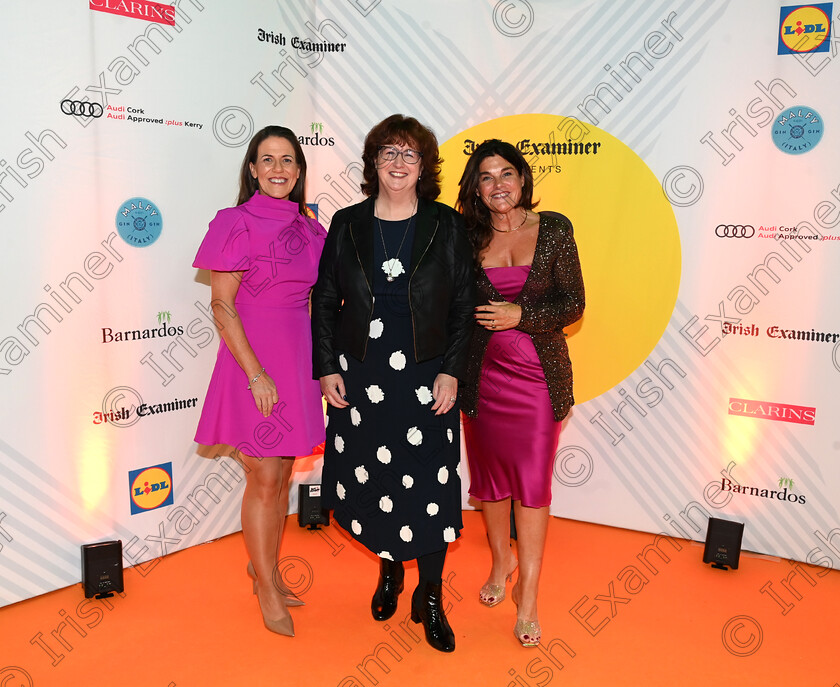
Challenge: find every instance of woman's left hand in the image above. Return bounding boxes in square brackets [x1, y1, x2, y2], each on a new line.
[431, 373, 459, 416]
[475, 300, 522, 331]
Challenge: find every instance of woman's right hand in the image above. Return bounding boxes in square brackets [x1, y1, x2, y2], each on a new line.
[320, 373, 348, 408]
[250, 370, 279, 418]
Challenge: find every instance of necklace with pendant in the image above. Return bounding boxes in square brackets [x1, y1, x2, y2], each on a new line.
[376, 200, 416, 282]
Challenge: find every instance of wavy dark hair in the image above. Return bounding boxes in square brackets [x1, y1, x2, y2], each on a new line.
[360, 114, 441, 200]
[456, 139, 537, 262]
[236, 125, 308, 213]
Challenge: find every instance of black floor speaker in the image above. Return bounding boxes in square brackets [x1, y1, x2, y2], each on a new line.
[82, 540, 124, 598]
[297, 484, 329, 529]
[703, 518, 744, 570]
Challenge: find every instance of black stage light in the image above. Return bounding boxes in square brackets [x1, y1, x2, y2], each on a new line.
[81, 540, 124, 598]
[703, 518, 744, 570]
[298, 483, 329, 529]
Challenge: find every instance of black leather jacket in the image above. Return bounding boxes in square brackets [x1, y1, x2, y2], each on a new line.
[312, 196, 475, 380]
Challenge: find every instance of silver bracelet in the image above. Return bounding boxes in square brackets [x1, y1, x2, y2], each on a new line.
[247, 367, 265, 390]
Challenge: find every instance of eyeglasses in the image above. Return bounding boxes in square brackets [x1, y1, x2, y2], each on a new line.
[377, 146, 422, 165]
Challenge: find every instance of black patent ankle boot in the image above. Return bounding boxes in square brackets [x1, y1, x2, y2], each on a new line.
[410, 580, 455, 652]
[371, 559, 404, 621]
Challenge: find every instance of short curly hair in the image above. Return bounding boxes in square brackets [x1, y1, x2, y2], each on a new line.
[360, 114, 441, 200]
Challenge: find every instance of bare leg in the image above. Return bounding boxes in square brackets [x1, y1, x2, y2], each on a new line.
[511, 501, 549, 623]
[239, 452, 294, 622]
[480, 498, 518, 602]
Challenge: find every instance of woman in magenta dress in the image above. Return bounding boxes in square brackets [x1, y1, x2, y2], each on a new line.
[193, 125, 326, 636]
[457, 139, 584, 647]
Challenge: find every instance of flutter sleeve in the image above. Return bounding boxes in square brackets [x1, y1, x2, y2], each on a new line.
[192, 207, 250, 271]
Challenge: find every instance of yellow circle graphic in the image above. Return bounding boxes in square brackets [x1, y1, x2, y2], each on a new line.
[780, 6, 830, 52]
[130, 466, 172, 510]
[439, 114, 681, 403]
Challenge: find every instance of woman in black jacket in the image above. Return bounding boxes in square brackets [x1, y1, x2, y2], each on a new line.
[312, 114, 475, 652]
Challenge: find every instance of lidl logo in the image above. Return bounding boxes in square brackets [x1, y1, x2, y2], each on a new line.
[128, 462, 173, 514]
[778, 4, 832, 54]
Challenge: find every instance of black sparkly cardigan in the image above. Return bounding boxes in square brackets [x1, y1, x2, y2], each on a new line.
[461, 212, 585, 422]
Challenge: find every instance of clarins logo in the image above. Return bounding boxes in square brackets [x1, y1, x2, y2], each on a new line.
[728, 398, 815, 426]
[89, 0, 175, 25]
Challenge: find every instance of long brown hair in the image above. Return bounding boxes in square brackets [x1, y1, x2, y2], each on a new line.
[360, 114, 442, 200]
[456, 139, 537, 262]
[236, 125, 308, 214]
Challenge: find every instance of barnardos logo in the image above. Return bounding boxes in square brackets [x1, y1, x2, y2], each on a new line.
[299, 122, 334, 147]
[102, 322, 183, 343]
[90, 0, 175, 26]
[728, 398, 815, 426]
[721, 478, 806, 505]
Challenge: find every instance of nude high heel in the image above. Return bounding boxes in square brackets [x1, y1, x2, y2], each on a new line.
[247, 560, 305, 607]
[255, 587, 295, 637]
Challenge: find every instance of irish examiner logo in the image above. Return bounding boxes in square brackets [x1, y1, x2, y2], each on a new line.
[723, 322, 839, 345]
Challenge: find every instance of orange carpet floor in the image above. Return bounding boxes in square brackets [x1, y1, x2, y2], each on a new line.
[1, 511, 837, 686]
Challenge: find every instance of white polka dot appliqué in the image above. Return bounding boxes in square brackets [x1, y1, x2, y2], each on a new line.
[369, 318, 384, 339]
[350, 407, 362, 426]
[389, 350, 407, 371]
[415, 386, 433, 405]
[407, 427, 423, 446]
[336, 482, 346, 500]
[354, 466, 369, 484]
[379, 495, 393, 513]
[400, 526, 413, 542]
[366, 385, 385, 404]
[376, 446, 392, 464]
[437, 466, 449, 484]
[447, 428, 453, 443]
[351, 520, 362, 535]
[427, 502, 439, 516]
[402, 475, 414, 488]
[443, 527, 456, 543]
[334, 435, 345, 453]
[379, 551, 393, 560]
[339, 354, 348, 371]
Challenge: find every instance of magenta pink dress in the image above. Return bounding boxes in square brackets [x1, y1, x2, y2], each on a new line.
[193, 193, 326, 458]
[463, 266, 561, 507]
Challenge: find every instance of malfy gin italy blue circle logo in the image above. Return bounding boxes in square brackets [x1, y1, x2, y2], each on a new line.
[771, 106, 824, 154]
[116, 197, 162, 246]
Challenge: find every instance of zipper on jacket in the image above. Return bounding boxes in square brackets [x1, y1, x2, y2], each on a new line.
[350, 220, 375, 361]
[407, 219, 439, 363]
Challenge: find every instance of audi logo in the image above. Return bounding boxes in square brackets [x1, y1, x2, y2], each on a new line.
[715, 224, 755, 238]
[60, 99, 104, 118]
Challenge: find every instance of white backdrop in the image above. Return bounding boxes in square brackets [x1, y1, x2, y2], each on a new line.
[1, 0, 838, 606]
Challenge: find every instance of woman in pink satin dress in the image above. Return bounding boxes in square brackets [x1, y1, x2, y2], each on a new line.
[457, 139, 584, 647]
[193, 126, 326, 636]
